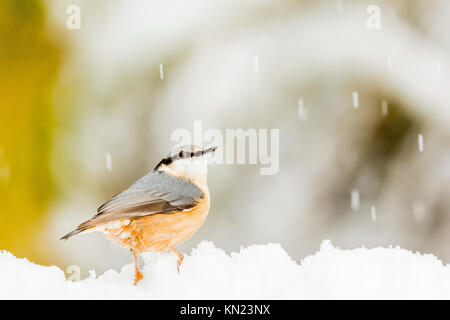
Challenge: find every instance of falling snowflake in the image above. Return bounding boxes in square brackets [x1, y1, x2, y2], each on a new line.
[352, 91, 359, 108]
[105, 152, 112, 171]
[351, 189, 360, 210]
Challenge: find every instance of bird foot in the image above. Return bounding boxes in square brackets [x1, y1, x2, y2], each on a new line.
[134, 270, 143, 285]
[170, 247, 184, 274]
[176, 256, 184, 274]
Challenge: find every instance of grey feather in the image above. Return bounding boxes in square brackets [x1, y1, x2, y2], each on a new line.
[97, 170, 203, 213]
[60, 170, 203, 240]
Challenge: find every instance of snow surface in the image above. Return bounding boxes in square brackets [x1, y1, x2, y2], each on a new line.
[1, 240, 450, 299]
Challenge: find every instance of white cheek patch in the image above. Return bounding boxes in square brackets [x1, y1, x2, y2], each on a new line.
[161, 158, 208, 180]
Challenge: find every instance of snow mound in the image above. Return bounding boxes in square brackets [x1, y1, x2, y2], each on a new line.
[1, 240, 450, 299]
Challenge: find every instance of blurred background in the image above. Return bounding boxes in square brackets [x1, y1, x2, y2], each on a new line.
[2, 0, 450, 276]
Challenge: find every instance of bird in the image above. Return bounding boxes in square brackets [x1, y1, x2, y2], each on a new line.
[60, 145, 217, 285]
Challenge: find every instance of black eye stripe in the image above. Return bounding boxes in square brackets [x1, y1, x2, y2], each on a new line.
[154, 149, 205, 170]
[176, 151, 202, 159]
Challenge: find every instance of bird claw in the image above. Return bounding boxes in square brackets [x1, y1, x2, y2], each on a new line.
[134, 270, 143, 285]
[176, 256, 184, 274]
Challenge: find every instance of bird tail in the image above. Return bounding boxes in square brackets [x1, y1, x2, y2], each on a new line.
[60, 215, 124, 240]
[60, 221, 95, 241]
[60, 228, 85, 240]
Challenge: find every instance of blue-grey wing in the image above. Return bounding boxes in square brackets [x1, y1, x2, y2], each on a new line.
[78, 171, 204, 229]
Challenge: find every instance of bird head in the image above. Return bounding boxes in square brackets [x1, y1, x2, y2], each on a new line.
[155, 145, 217, 185]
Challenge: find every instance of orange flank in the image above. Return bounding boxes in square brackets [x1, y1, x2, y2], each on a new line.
[108, 194, 210, 254]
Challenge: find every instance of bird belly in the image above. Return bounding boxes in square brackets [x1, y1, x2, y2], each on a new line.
[106, 196, 210, 253]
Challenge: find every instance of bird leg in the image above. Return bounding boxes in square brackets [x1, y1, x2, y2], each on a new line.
[170, 247, 184, 273]
[132, 250, 143, 285]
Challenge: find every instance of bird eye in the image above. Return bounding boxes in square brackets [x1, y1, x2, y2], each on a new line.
[178, 151, 184, 157]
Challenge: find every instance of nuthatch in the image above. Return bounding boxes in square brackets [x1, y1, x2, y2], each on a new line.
[61, 145, 217, 285]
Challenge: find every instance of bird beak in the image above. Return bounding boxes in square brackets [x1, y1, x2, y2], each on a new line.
[203, 146, 218, 154]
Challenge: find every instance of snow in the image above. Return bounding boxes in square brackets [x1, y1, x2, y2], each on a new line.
[1, 240, 450, 299]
